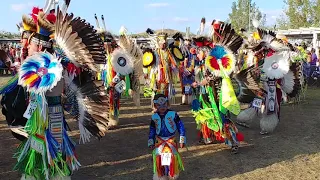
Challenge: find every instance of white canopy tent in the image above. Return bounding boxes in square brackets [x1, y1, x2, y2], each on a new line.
[277, 27, 320, 57]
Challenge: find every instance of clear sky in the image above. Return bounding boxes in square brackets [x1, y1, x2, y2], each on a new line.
[0, 0, 285, 34]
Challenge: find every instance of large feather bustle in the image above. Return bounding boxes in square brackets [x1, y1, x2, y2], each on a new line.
[64, 71, 109, 143]
[54, 7, 106, 72]
[118, 27, 143, 102]
[232, 66, 265, 103]
[262, 51, 290, 79]
[111, 48, 134, 75]
[287, 62, 303, 98]
[281, 70, 295, 94]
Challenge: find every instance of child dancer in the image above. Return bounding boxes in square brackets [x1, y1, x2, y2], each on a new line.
[148, 94, 186, 180]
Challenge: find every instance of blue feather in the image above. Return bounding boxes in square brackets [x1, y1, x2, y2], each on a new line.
[43, 53, 51, 68]
[48, 62, 57, 69]
[191, 99, 201, 111]
[21, 61, 40, 71]
[210, 45, 227, 59]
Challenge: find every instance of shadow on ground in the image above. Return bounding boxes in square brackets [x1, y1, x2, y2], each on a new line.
[0, 89, 319, 180]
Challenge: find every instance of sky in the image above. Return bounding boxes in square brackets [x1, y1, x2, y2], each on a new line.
[0, 0, 286, 34]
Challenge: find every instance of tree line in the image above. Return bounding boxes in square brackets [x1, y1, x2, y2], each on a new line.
[1, 0, 316, 38]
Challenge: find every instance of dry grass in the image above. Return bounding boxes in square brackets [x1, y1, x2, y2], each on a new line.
[0, 76, 319, 180]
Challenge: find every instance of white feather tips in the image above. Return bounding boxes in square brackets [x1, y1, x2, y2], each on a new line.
[111, 49, 134, 75]
[252, 19, 260, 28]
[262, 51, 290, 79]
[119, 26, 127, 35]
[282, 70, 295, 94]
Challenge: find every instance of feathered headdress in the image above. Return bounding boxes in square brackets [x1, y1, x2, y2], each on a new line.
[205, 22, 243, 77]
[22, 14, 37, 32]
[37, 11, 56, 37]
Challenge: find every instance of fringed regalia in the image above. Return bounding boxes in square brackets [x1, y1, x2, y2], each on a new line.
[148, 110, 186, 180]
[236, 28, 297, 134]
[192, 19, 245, 152]
[11, 3, 109, 179]
[142, 29, 183, 105]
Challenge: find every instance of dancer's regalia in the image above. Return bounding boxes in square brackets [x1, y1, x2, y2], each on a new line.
[148, 94, 186, 180]
[236, 28, 297, 134]
[0, 7, 41, 141]
[9, 2, 109, 179]
[94, 15, 142, 127]
[143, 29, 183, 106]
[191, 19, 245, 153]
[178, 27, 196, 105]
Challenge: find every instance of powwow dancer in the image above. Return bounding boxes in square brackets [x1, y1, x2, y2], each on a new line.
[178, 27, 196, 105]
[148, 94, 186, 180]
[0, 7, 42, 142]
[191, 19, 245, 153]
[9, 2, 110, 179]
[236, 28, 296, 135]
[143, 29, 182, 108]
[94, 15, 142, 128]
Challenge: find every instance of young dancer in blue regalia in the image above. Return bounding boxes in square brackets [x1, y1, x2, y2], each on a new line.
[148, 94, 186, 180]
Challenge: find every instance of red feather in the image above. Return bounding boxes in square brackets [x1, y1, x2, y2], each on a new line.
[209, 56, 220, 70]
[221, 56, 230, 68]
[31, 7, 43, 24]
[46, 13, 56, 24]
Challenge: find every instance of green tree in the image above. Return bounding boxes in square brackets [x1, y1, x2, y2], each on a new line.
[276, 0, 317, 29]
[0, 31, 20, 39]
[228, 0, 267, 32]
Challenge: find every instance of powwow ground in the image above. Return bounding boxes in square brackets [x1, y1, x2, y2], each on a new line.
[0, 77, 319, 180]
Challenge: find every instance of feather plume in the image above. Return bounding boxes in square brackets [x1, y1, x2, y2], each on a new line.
[200, 17, 205, 35]
[38, 12, 55, 32]
[22, 15, 37, 31]
[31, 7, 43, 24]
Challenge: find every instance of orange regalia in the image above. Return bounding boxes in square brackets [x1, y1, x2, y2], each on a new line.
[143, 29, 182, 105]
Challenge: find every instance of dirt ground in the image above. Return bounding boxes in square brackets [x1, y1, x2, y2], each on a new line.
[0, 77, 319, 180]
